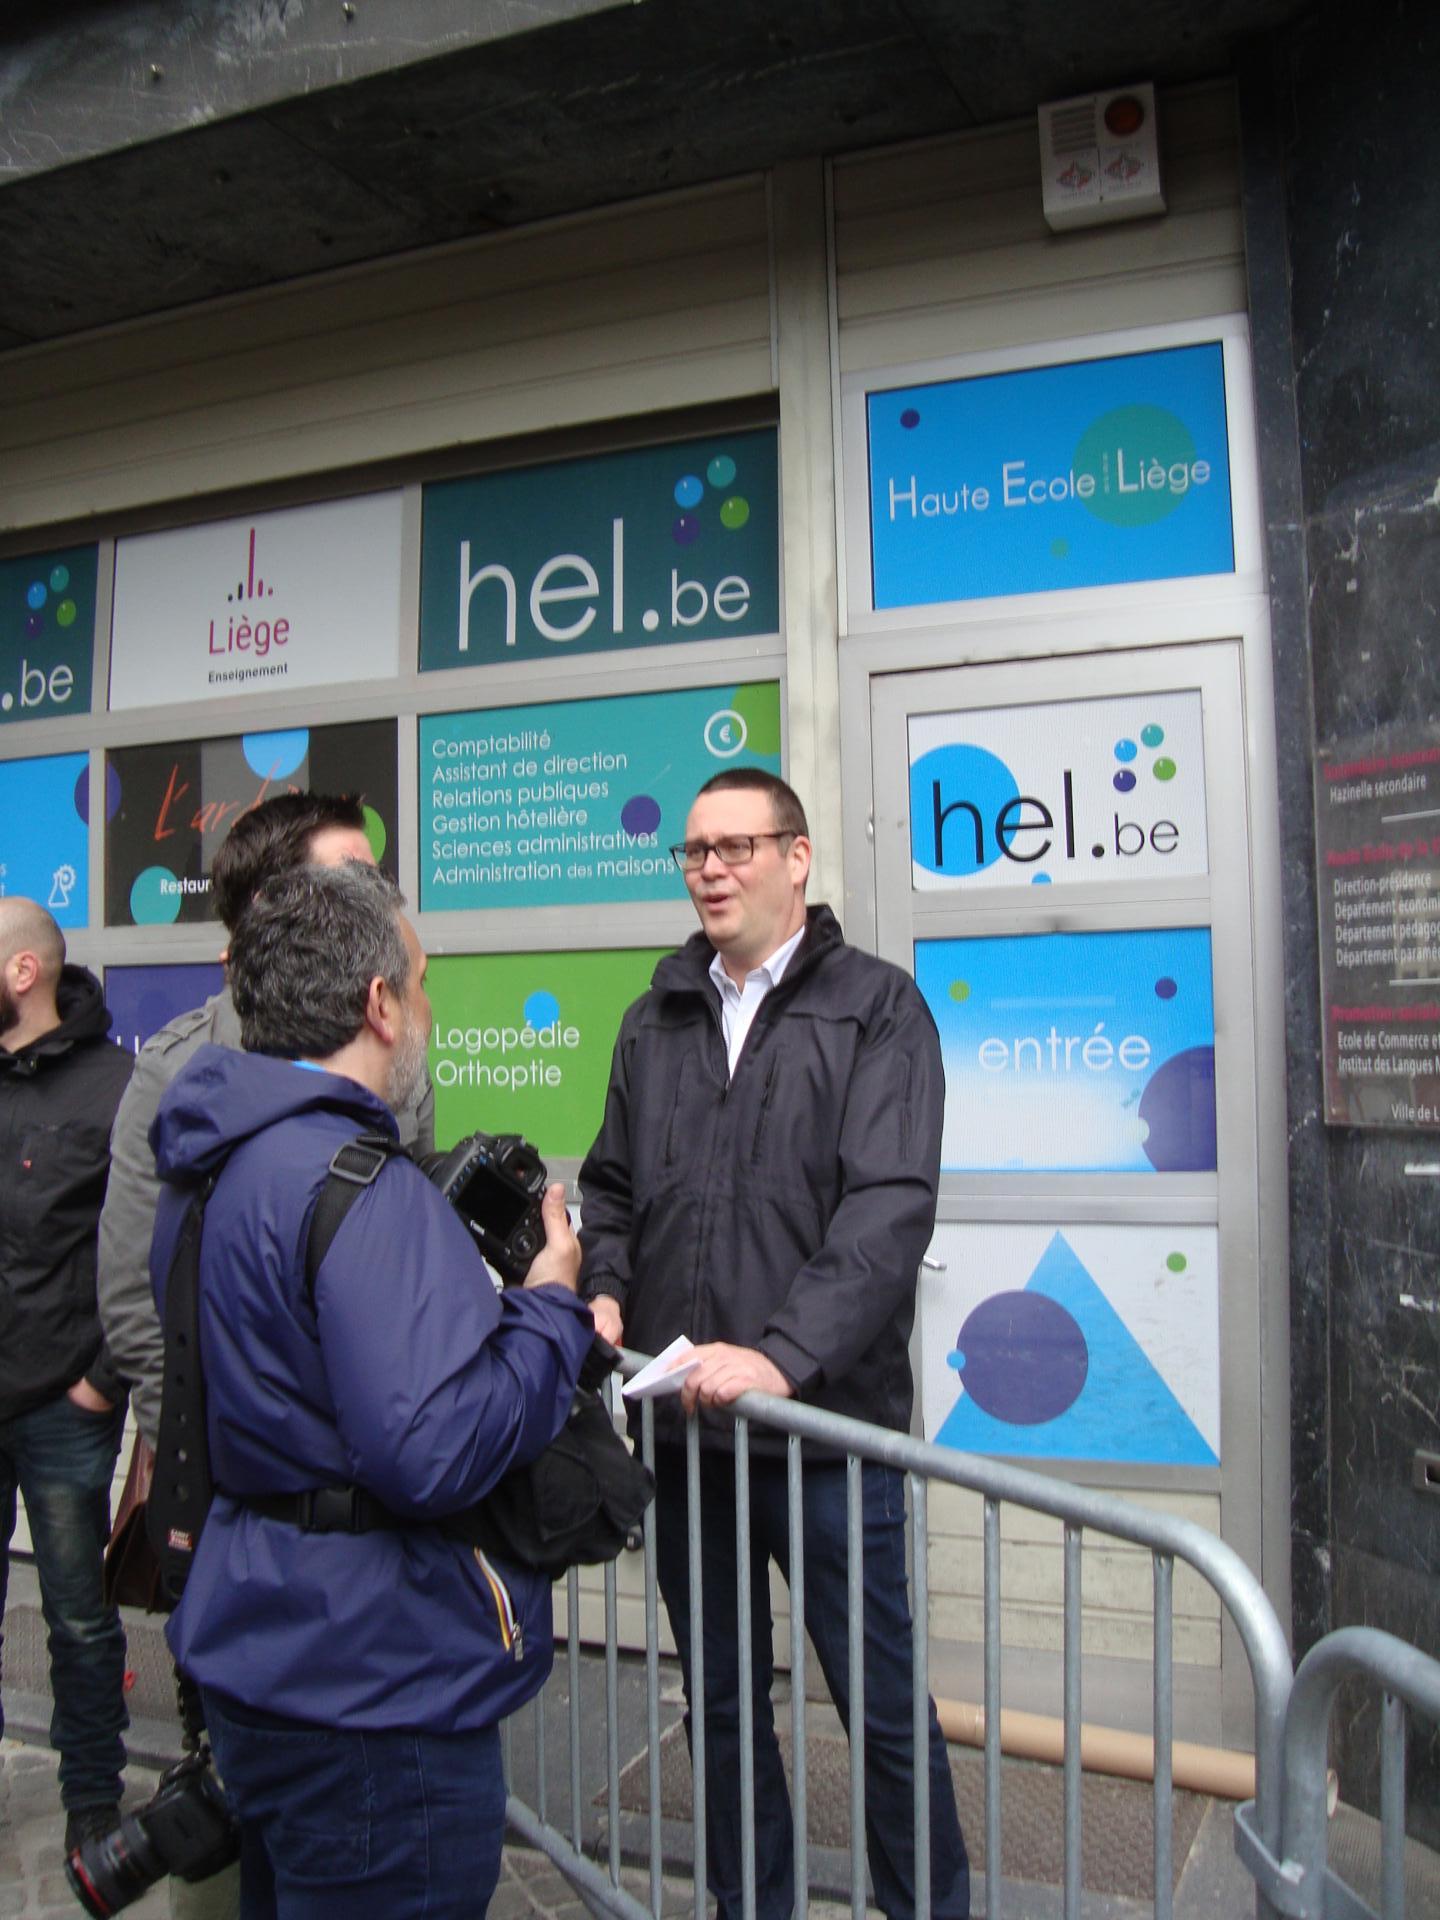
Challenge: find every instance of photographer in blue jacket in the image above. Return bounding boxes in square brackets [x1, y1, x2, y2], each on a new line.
[148, 860, 593, 1918]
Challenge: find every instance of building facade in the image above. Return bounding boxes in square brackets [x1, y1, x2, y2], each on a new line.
[1, 0, 1434, 1830]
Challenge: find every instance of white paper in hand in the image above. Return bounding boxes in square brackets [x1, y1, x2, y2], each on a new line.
[622, 1335, 701, 1400]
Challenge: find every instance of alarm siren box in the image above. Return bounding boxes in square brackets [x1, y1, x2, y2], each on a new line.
[1039, 82, 1164, 231]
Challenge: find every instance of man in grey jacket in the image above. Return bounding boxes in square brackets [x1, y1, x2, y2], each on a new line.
[99, 792, 434, 1450]
[580, 769, 969, 1920]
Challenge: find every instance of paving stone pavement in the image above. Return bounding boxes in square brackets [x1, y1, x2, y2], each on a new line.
[0, 1737, 169, 1920]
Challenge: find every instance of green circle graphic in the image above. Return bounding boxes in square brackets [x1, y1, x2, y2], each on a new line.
[362, 803, 388, 862]
[130, 866, 183, 926]
[728, 684, 782, 757]
[1073, 404, 1197, 529]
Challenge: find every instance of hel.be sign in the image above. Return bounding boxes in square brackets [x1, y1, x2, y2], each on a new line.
[866, 343, 1234, 607]
[910, 690, 1209, 889]
[420, 430, 779, 668]
[0, 546, 98, 725]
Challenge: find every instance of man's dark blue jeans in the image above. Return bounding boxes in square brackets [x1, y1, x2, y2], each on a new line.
[202, 1689, 508, 1918]
[653, 1446, 971, 1920]
[0, 1393, 128, 1811]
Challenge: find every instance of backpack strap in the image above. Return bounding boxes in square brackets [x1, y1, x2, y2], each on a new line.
[149, 1171, 221, 1604]
[303, 1132, 408, 1308]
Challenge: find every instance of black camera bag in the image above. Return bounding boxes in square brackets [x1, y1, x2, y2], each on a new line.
[150, 1133, 653, 1600]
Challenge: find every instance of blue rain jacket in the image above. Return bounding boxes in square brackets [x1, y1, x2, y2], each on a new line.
[149, 1043, 594, 1731]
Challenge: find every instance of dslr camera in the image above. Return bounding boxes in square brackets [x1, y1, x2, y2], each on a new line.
[416, 1130, 548, 1285]
[66, 1747, 239, 1917]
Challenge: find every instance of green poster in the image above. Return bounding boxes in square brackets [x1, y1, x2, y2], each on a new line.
[426, 947, 670, 1159]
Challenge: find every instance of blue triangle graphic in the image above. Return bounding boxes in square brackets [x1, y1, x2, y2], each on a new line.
[936, 1232, 1218, 1466]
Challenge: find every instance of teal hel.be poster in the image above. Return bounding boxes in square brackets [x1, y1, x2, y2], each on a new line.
[916, 927, 1216, 1174]
[0, 547, 98, 725]
[420, 429, 779, 667]
[420, 682, 782, 912]
[867, 343, 1234, 607]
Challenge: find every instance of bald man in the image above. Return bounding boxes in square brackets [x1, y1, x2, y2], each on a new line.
[0, 899, 135, 1850]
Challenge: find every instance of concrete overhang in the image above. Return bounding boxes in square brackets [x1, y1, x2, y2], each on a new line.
[0, 0, 1309, 350]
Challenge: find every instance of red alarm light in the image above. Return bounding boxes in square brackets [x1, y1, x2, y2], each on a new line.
[1104, 94, 1146, 139]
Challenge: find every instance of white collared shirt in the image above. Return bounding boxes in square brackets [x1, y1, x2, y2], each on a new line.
[708, 922, 807, 1078]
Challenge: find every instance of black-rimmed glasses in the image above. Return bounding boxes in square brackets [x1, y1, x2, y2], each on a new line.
[669, 831, 796, 871]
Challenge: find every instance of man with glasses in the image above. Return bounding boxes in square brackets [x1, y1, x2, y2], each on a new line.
[580, 769, 970, 1920]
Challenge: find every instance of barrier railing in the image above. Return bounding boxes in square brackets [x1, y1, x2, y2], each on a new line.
[503, 1355, 1297, 1920]
[1234, 1626, 1440, 1920]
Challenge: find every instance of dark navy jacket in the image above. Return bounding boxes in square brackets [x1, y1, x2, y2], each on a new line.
[149, 1043, 594, 1731]
[579, 905, 944, 1443]
[0, 965, 133, 1420]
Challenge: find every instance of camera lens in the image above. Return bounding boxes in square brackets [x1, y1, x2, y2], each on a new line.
[66, 1810, 169, 1917]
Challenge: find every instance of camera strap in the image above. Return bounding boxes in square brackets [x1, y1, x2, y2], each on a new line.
[148, 1133, 406, 1603]
[304, 1132, 408, 1308]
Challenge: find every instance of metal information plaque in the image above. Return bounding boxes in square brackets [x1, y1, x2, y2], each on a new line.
[1316, 724, 1440, 1128]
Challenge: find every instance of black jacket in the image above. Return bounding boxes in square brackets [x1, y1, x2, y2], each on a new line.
[579, 905, 944, 1439]
[0, 966, 134, 1420]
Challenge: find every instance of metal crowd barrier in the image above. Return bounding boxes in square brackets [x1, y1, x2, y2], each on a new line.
[1235, 1627, 1440, 1920]
[500, 1354, 1299, 1920]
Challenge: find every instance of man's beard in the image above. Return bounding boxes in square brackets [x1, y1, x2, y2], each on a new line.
[387, 1005, 430, 1115]
[0, 981, 18, 1038]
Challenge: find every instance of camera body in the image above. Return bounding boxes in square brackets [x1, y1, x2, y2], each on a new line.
[415, 1131, 548, 1285]
[66, 1748, 239, 1917]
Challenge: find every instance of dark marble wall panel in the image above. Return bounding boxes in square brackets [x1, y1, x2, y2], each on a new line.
[1308, 466, 1440, 738]
[1283, 3, 1440, 514]
[1237, 48, 1333, 1656]
[1333, 1547, 1440, 1850]
[1245, 0, 1440, 1839]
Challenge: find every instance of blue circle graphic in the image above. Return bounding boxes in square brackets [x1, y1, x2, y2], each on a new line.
[1114, 738, 1137, 763]
[951, 1292, 1089, 1425]
[673, 475, 703, 509]
[242, 730, 308, 780]
[1139, 1046, 1216, 1172]
[525, 990, 560, 1033]
[900, 408, 920, 429]
[909, 743, 1022, 878]
[27, 581, 47, 610]
[620, 794, 661, 838]
[1113, 769, 1136, 793]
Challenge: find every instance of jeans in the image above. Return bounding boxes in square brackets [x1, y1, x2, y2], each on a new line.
[0, 1393, 128, 1810]
[201, 1689, 508, 1919]
[653, 1447, 970, 1920]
